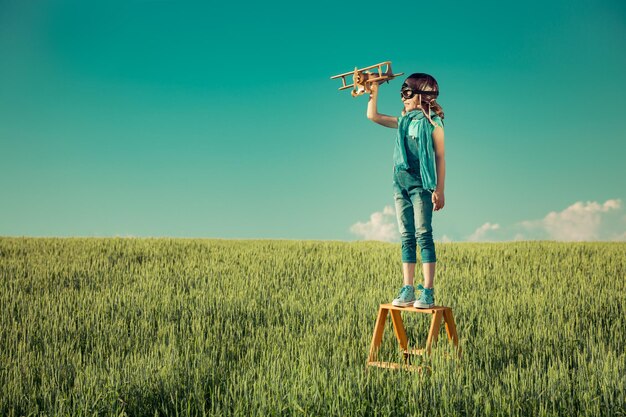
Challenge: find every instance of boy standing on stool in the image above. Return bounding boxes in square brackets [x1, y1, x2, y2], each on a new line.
[367, 73, 446, 308]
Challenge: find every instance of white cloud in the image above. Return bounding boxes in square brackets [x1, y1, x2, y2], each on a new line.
[438, 234, 453, 243]
[467, 222, 500, 242]
[520, 199, 623, 241]
[468, 199, 625, 242]
[350, 205, 399, 242]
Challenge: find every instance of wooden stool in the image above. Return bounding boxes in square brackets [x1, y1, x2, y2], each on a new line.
[367, 303, 460, 371]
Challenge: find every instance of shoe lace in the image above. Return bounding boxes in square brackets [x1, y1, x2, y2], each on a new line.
[397, 285, 410, 297]
[418, 285, 434, 301]
[397, 284, 425, 297]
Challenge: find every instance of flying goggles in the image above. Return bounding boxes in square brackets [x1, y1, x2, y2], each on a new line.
[401, 83, 439, 100]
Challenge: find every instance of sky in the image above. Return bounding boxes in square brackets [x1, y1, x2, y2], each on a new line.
[1, 0, 625, 242]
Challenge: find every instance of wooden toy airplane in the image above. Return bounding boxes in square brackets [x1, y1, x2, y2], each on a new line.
[330, 61, 404, 97]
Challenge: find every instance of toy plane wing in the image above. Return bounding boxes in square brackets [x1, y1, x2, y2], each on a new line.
[330, 61, 404, 97]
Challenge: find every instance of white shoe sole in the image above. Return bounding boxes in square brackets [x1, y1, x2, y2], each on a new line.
[392, 300, 415, 307]
[414, 302, 434, 308]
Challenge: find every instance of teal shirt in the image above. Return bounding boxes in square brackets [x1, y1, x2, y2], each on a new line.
[404, 127, 423, 173]
[393, 110, 444, 191]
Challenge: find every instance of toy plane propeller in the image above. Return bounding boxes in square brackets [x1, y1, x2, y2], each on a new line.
[330, 61, 404, 97]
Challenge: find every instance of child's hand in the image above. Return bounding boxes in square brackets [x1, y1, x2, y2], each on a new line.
[432, 190, 445, 211]
[368, 81, 379, 95]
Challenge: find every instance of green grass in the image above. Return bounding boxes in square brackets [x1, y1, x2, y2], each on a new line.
[1, 237, 625, 416]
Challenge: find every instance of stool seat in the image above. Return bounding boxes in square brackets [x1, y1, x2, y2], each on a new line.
[378, 303, 452, 313]
[367, 303, 460, 371]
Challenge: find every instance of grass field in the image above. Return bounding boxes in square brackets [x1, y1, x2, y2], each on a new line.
[0, 237, 624, 416]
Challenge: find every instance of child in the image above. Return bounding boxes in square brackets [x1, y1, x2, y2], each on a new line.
[366, 73, 446, 308]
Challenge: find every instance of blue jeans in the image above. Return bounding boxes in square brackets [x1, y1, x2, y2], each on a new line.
[393, 169, 436, 264]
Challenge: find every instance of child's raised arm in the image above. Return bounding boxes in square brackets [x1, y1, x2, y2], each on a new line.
[366, 82, 398, 128]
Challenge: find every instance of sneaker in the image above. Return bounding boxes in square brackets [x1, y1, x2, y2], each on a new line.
[392, 285, 416, 307]
[414, 284, 435, 308]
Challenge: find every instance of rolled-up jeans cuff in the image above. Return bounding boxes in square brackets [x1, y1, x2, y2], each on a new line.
[401, 256, 417, 263]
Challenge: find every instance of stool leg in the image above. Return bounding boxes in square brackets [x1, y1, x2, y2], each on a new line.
[368, 307, 389, 363]
[425, 311, 443, 355]
[443, 309, 459, 346]
[390, 310, 408, 352]
[443, 309, 461, 358]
